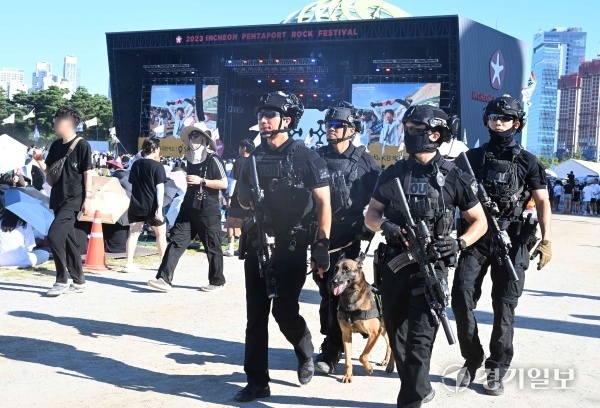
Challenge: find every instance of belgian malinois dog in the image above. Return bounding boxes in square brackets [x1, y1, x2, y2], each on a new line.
[331, 253, 394, 383]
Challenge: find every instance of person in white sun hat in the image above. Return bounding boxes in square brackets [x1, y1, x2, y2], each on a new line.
[148, 122, 228, 293]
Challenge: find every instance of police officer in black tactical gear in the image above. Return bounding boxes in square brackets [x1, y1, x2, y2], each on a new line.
[452, 95, 552, 396]
[365, 104, 487, 407]
[234, 91, 332, 402]
[312, 102, 381, 375]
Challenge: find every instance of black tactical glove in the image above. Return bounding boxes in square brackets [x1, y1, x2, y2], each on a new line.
[432, 236, 460, 259]
[310, 238, 330, 272]
[381, 221, 408, 246]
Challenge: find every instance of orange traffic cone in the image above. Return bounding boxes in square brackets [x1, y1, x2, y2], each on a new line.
[83, 210, 108, 270]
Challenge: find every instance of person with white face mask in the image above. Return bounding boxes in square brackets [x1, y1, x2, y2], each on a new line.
[148, 123, 228, 293]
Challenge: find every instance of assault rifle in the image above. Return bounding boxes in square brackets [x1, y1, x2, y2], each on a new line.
[379, 178, 456, 345]
[456, 152, 519, 281]
[238, 155, 278, 298]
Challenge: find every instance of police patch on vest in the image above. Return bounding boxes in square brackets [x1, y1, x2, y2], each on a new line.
[408, 181, 428, 196]
[470, 181, 478, 197]
[257, 163, 282, 178]
[486, 170, 510, 183]
[319, 168, 330, 180]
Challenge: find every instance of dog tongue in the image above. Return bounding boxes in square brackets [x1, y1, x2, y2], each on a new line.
[333, 282, 348, 297]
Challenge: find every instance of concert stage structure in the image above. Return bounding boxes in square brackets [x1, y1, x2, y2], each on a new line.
[106, 13, 527, 156]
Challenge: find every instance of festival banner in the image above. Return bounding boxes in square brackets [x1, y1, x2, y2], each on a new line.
[138, 137, 186, 157]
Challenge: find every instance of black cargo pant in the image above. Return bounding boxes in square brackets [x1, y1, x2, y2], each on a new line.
[157, 204, 225, 286]
[451, 237, 528, 379]
[312, 234, 361, 353]
[48, 209, 85, 285]
[243, 245, 314, 389]
[380, 247, 446, 408]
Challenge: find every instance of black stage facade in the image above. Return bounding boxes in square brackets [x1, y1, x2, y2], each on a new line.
[106, 15, 527, 156]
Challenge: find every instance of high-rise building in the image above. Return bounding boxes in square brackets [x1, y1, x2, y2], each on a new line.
[0, 67, 27, 99]
[556, 73, 582, 159]
[35, 62, 53, 75]
[63, 55, 79, 92]
[0, 67, 25, 85]
[31, 61, 71, 92]
[578, 59, 600, 160]
[527, 27, 586, 158]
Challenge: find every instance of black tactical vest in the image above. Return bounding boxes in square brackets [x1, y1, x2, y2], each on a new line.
[477, 144, 528, 220]
[254, 140, 314, 237]
[384, 159, 455, 238]
[319, 145, 366, 218]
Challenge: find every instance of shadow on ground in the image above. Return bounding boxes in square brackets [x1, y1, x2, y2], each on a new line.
[2, 311, 398, 406]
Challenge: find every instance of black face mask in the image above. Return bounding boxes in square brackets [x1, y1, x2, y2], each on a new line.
[488, 126, 517, 149]
[405, 129, 438, 154]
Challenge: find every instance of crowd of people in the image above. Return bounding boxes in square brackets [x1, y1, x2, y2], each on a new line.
[0, 93, 554, 407]
[550, 175, 600, 215]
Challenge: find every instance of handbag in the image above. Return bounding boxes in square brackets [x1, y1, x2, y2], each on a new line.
[45, 137, 82, 187]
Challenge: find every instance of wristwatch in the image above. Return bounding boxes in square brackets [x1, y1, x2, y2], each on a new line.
[456, 238, 468, 250]
[201, 179, 207, 187]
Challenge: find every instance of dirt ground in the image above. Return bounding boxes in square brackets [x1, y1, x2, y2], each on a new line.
[1, 213, 599, 407]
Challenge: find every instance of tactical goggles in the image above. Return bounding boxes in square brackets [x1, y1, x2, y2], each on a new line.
[404, 124, 431, 136]
[487, 114, 515, 123]
[257, 110, 281, 120]
[326, 121, 346, 129]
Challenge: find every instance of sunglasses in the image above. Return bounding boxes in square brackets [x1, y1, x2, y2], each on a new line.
[189, 131, 203, 140]
[488, 114, 515, 123]
[257, 110, 281, 120]
[326, 121, 346, 129]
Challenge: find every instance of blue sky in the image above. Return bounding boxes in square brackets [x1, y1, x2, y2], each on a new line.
[1, 0, 597, 96]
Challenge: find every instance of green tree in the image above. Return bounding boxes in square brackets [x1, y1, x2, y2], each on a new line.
[0, 86, 113, 146]
[536, 155, 560, 169]
[572, 146, 584, 160]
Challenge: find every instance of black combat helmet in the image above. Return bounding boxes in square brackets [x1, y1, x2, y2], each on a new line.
[402, 104, 456, 143]
[483, 95, 526, 133]
[324, 101, 361, 130]
[254, 91, 304, 129]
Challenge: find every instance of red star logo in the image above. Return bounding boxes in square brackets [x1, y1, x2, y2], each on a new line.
[176, 36, 182, 44]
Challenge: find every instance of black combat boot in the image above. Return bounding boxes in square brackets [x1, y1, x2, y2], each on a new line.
[298, 357, 315, 385]
[234, 385, 271, 402]
[457, 354, 486, 388]
[485, 369, 504, 396]
[315, 342, 342, 374]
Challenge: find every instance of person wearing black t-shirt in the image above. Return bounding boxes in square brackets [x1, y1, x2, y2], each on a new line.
[452, 96, 552, 396]
[572, 179, 581, 214]
[34, 106, 94, 297]
[366, 105, 487, 406]
[122, 138, 168, 273]
[313, 103, 381, 375]
[224, 139, 254, 257]
[148, 123, 227, 292]
[563, 180, 574, 213]
[234, 92, 332, 402]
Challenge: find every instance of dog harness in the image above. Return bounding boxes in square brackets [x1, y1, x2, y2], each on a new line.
[338, 285, 383, 325]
